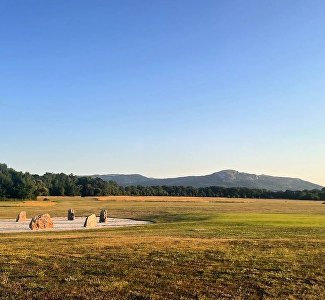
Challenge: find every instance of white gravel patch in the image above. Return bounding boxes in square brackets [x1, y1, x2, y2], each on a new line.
[0, 217, 150, 233]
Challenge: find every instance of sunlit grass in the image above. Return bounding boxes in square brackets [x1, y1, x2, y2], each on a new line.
[0, 196, 324, 299]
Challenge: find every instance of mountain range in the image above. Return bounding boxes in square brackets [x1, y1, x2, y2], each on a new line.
[92, 170, 323, 191]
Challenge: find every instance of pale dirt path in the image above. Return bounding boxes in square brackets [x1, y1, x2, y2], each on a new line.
[0, 217, 150, 233]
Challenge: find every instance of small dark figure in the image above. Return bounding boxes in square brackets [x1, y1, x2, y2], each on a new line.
[68, 208, 75, 221]
[99, 209, 108, 223]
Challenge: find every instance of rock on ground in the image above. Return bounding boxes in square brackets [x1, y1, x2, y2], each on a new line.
[99, 209, 108, 223]
[16, 211, 27, 222]
[84, 214, 97, 228]
[68, 208, 75, 220]
[29, 214, 54, 230]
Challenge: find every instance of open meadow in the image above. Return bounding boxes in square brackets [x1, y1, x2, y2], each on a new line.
[0, 196, 324, 299]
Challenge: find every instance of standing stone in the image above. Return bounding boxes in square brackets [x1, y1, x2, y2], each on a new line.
[84, 214, 97, 228]
[29, 214, 54, 230]
[68, 208, 75, 221]
[99, 209, 108, 223]
[16, 211, 27, 222]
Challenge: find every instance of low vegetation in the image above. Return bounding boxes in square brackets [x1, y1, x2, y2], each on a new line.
[0, 196, 324, 299]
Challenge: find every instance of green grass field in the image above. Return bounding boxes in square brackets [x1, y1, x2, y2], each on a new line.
[0, 196, 324, 299]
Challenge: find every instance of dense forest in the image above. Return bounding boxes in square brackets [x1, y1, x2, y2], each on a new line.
[0, 164, 324, 200]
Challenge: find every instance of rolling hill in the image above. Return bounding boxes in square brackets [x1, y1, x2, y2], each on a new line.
[93, 170, 322, 191]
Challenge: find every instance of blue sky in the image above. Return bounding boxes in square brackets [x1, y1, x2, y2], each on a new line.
[1, 0, 324, 185]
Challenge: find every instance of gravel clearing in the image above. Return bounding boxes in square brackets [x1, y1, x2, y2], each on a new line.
[0, 217, 150, 233]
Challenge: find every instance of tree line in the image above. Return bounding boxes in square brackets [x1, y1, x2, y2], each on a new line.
[1, 163, 324, 200]
[0, 164, 122, 199]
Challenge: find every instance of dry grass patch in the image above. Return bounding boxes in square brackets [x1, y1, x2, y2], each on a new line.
[0, 231, 324, 299]
[97, 195, 212, 202]
[16, 200, 57, 207]
[96, 195, 255, 203]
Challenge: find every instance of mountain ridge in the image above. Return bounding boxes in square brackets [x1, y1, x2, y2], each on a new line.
[92, 170, 323, 191]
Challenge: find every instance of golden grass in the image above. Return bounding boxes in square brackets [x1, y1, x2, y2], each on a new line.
[16, 200, 57, 207]
[95, 195, 249, 202]
[1, 196, 324, 220]
[0, 196, 324, 299]
[95, 195, 302, 203]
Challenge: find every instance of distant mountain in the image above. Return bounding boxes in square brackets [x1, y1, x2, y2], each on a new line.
[93, 170, 323, 191]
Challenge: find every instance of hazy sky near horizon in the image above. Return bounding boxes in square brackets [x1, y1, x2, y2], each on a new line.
[1, 1, 325, 185]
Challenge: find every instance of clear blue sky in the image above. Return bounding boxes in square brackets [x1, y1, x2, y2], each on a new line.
[1, 0, 324, 185]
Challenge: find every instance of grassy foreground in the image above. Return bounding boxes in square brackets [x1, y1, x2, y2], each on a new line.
[0, 196, 324, 299]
